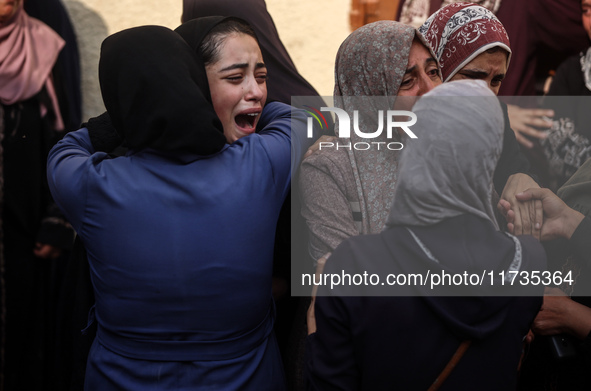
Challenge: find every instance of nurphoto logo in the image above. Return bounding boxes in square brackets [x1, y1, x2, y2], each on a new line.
[305, 106, 417, 151]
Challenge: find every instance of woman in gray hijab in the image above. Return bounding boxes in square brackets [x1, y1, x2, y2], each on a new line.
[299, 20, 442, 263]
[306, 80, 546, 390]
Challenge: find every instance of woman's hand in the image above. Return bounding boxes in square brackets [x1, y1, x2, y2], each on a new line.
[513, 187, 585, 241]
[497, 173, 542, 239]
[507, 104, 553, 149]
[307, 253, 330, 335]
[532, 288, 591, 340]
[33, 243, 62, 259]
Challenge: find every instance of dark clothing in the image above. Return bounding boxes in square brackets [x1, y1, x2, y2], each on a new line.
[545, 53, 591, 135]
[24, 0, 82, 132]
[48, 102, 309, 390]
[496, 0, 588, 96]
[308, 214, 545, 391]
[495, 101, 534, 193]
[102, 24, 226, 155]
[518, 157, 591, 391]
[2, 93, 74, 391]
[541, 54, 591, 189]
[571, 216, 591, 262]
[518, 218, 591, 391]
[547, 54, 590, 97]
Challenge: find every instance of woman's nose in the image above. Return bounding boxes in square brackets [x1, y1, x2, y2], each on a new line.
[245, 77, 265, 101]
[418, 72, 441, 96]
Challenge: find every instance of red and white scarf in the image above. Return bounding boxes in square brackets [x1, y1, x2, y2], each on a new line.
[419, 3, 511, 82]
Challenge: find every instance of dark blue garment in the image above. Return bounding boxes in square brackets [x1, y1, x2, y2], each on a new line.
[47, 102, 311, 390]
[307, 214, 546, 390]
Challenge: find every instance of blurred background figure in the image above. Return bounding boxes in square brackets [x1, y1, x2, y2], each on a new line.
[495, 0, 588, 185]
[24, 0, 82, 133]
[350, 0, 587, 173]
[495, 0, 588, 97]
[538, 0, 591, 192]
[0, 0, 77, 390]
[355, 0, 587, 98]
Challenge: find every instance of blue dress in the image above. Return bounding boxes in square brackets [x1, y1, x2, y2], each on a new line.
[47, 102, 310, 390]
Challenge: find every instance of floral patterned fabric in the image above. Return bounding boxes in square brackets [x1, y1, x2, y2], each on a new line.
[542, 117, 591, 190]
[299, 21, 439, 262]
[400, 0, 502, 28]
[333, 21, 433, 235]
[419, 2, 510, 82]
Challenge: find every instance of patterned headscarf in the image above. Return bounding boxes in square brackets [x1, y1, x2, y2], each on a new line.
[334, 20, 438, 234]
[419, 2, 511, 82]
[399, 0, 502, 29]
[386, 80, 504, 228]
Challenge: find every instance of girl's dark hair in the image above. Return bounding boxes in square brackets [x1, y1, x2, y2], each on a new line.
[200, 18, 259, 66]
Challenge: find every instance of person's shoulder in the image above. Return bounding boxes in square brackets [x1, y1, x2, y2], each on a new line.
[567, 52, 585, 67]
[515, 234, 547, 267]
[262, 101, 291, 116]
[300, 148, 355, 187]
[555, 52, 586, 79]
[301, 147, 351, 171]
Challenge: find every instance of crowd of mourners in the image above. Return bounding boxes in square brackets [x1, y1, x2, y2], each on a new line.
[1, 0, 591, 390]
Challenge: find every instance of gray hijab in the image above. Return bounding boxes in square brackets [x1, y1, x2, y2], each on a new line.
[386, 80, 504, 228]
[334, 20, 437, 234]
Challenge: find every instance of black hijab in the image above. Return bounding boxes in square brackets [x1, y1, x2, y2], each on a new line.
[98, 25, 226, 155]
[180, 0, 329, 111]
[173, 16, 230, 105]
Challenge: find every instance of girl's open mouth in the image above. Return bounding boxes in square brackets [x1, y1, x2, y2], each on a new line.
[235, 112, 259, 130]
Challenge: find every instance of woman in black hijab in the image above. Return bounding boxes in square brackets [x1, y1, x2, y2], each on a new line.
[181, 0, 330, 110]
[48, 19, 312, 390]
[179, 1, 328, 369]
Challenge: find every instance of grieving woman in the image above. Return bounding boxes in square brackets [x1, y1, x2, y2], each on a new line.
[299, 20, 442, 263]
[306, 80, 546, 390]
[47, 18, 311, 390]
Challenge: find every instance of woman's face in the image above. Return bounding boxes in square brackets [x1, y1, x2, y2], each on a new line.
[206, 33, 267, 144]
[0, 0, 20, 24]
[395, 39, 441, 110]
[449, 50, 508, 95]
[583, 0, 591, 40]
